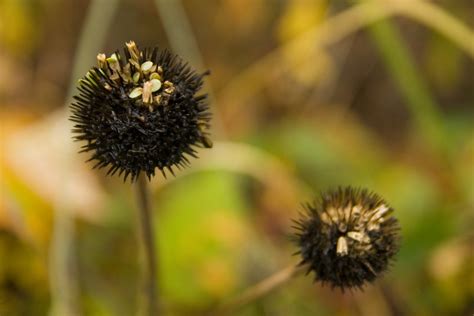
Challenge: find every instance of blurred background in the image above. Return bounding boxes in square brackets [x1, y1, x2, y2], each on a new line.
[0, 0, 473, 315]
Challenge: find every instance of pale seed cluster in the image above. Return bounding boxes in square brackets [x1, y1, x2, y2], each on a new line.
[95, 41, 176, 113]
[321, 202, 392, 260]
[294, 187, 400, 289]
[71, 41, 212, 181]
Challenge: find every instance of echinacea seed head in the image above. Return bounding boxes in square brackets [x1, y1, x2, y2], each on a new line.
[70, 41, 212, 181]
[293, 186, 401, 290]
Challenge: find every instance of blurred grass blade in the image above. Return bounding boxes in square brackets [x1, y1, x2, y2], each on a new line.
[367, 19, 446, 151]
[49, 0, 120, 315]
[153, 0, 225, 138]
[396, 0, 474, 59]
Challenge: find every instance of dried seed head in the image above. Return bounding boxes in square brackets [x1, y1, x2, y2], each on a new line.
[293, 187, 400, 290]
[70, 41, 212, 181]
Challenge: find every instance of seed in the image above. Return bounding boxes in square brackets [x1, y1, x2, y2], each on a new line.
[327, 207, 339, 223]
[150, 79, 162, 92]
[126, 41, 140, 61]
[141, 61, 154, 72]
[142, 81, 153, 103]
[352, 205, 362, 217]
[320, 212, 331, 225]
[338, 222, 347, 232]
[133, 72, 140, 83]
[129, 87, 143, 98]
[347, 231, 365, 242]
[371, 204, 391, 222]
[97, 53, 107, 69]
[154, 95, 162, 104]
[129, 58, 140, 70]
[150, 72, 162, 80]
[107, 53, 118, 64]
[336, 236, 348, 256]
[109, 72, 120, 81]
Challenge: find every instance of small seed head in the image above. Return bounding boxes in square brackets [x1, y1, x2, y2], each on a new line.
[293, 187, 400, 290]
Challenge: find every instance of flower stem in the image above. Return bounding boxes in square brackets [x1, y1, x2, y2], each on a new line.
[136, 174, 159, 315]
[213, 264, 305, 315]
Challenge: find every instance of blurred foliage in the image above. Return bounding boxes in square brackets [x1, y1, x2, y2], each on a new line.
[0, 0, 41, 56]
[1, 0, 473, 315]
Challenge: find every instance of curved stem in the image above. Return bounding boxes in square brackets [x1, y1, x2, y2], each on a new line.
[395, 0, 474, 58]
[136, 174, 159, 315]
[213, 264, 305, 315]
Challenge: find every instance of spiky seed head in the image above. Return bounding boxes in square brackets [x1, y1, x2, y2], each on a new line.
[70, 41, 212, 181]
[293, 187, 400, 290]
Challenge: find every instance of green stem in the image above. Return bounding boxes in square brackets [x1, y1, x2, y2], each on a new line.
[136, 174, 159, 316]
